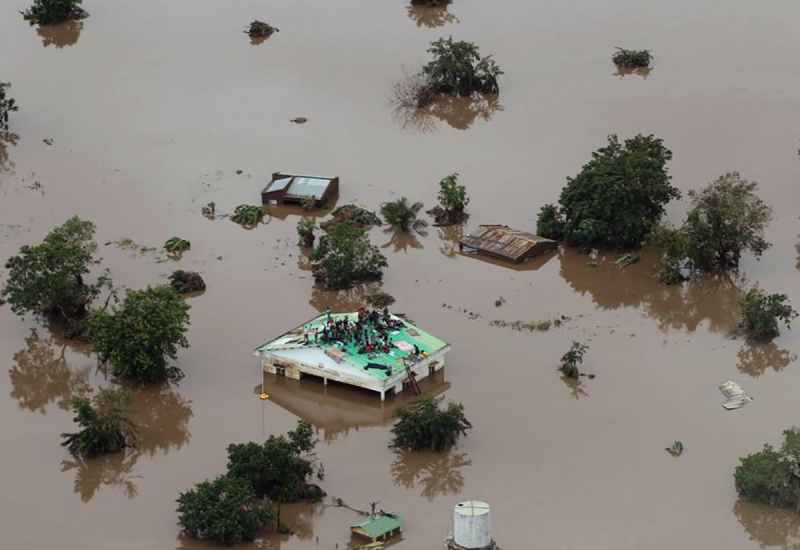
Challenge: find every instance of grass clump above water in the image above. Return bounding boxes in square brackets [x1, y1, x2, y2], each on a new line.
[390, 396, 472, 452]
[164, 237, 190, 255]
[22, 0, 88, 25]
[612, 47, 652, 69]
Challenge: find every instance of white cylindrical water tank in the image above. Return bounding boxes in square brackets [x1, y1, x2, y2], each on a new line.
[453, 500, 491, 549]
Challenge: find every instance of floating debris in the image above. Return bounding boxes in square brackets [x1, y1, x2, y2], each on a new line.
[719, 380, 753, 410]
[665, 440, 684, 457]
[43, 138, 54, 146]
[246, 20, 278, 38]
[490, 316, 570, 333]
[106, 238, 158, 256]
[290, 117, 308, 124]
[201, 201, 215, 219]
[169, 270, 206, 294]
[615, 253, 640, 268]
[164, 237, 191, 256]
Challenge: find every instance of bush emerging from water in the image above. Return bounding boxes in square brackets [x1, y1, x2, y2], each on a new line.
[297, 217, 317, 247]
[88, 286, 190, 383]
[231, 205, 265, 227]
[537, 134, 678, 248]
[22, 0, 88, 25]
[177, 474, 274, 545]
[169, 270, 206, 294]
[322, 204, 382, 231]
[311, 222, 387, 289]
[428, 173, 469, 226]
[735, 428, 800, 511]
[247, 20, 278, 38]
[738, 288, 797, 342]
[390, 397, 472, 451]
[381, 197, 427, 233]
[164, 237, 190, 256]
[421, 37, 502, 99]
[1, 216, 112, 336]
[559, 341, 588, 379]
[612, 48, 652, 69]
[61, 387, 137, 456]
[0, 82, 18, 132]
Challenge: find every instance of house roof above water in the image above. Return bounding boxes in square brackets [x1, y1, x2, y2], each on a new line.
[262, 174, 335, 200]
[254, 312, 449, 383]
[460, 224, 557, 262]
[351, 513, 403, 540]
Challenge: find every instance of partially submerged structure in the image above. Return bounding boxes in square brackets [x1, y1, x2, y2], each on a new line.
[255, 310, 450, 401]
[351, 512, 403, 543]
[459, 225, 557, 264]
[261, 172, 339, 207]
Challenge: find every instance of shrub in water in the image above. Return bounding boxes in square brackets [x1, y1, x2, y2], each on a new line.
[738, 288, 797, 342]
[390, 397, 472, 451]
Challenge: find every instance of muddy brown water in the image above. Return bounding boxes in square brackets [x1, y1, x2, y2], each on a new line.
[2, 0, 800, 548]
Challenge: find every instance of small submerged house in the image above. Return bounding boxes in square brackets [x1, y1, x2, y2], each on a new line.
[254, 310, 450, 401]
[351, 512, 403, 543]
[261, 172, 339, 207]
[459, 225, 557, 264]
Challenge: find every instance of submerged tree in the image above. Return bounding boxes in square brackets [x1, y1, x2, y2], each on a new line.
[311, 222, 387, 290]
[164, 237, 191, 257]
[735, 428, 800, 512]
[420, 37, 502, 99]
[22, 0, 88, 25]
[177, 474, 274, 545]
[390, 397, 472, 452]
[738, 288, 797, 342]
[297, 217, 317, 247]
[231, 205, 265, 228]
[538, 134, 678, 248]
[61, 387, 137, 457]
[428, 173, 469, 226]
[381, 197, 427, 233]
[88, 286, 190, 383]
[0, 82, 18, 132]
[1, 216, 111, 336]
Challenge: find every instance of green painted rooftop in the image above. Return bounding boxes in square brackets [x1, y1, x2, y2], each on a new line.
[351, 513, 403, 539]
[255, 312, 449, 382]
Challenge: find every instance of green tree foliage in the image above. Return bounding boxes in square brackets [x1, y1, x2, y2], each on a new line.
[685, 173, 772, 271]
[88, 286, 190, 383]
[436, 173, 469, 221]
[612, 48, 652, 69]
[296, 217, 317, 247]
[536, 203, 564, 240]
[164, 237, 190, 256]
[390, 397, 472, 451]
[381, 197, 427, 233]
[61, 387, 137, 456]
[735, 428, 800, 511]
[738, 288, 797, 342]
[1, 216, 111, 333]
[311, 222, 387, 290]
[422, 37, 502, 96]
[0, 82, 18, 132]
[177, 475, 274, 545]
[540, 134, 678, 248]
[22, 0, 87, 25]
[226, 421, 322, 502]
[559, 341, 588, 379]
[231, 205, 265, 227]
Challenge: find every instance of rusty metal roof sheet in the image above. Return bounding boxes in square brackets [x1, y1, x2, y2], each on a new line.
[459, 225, 556, 262]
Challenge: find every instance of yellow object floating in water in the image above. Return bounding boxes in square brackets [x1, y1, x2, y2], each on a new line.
[259, 393, 270, 400]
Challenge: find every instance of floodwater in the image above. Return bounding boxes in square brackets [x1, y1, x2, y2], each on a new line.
[1, 0, 800, 548]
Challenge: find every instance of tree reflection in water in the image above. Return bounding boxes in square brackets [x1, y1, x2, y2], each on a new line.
[61, 452, 139, 502]
[559, 249, 744, 334]
[0, 131, 19, 175]
[308, 282, 382, 313]
[561, 374, 589, 400]
[36, 20, 83, 48]
[392, 82, 502, 133]
[391, 449, 471, 500]
[614, 66, 652, 79]
[9, 329, 90, 413]
[406, 4, 459, 28]
[737, 342, 797, 378]
[381, 229, 424, 254]
[437, 225, 463, 258]
[734, 500, 800, 549]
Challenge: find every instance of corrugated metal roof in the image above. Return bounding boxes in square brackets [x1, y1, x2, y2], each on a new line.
[265, 177, 292, 193]
[460, 225, 556, 262]
[351, 513, 403, 539]
[287, 177, 331, 199]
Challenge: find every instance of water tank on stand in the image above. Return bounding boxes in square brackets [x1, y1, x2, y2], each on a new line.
[450, 500, 494, 550]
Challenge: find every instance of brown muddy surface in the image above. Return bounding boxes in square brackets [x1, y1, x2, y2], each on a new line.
[2, 1, 800, 548]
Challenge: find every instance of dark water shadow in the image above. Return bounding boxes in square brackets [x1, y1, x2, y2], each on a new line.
[265, 198, 339, 222]
[60, 384, 192, 502]
[737, 342, 797, 378]
[406, 4, 459, 28]
[262, 370, 451, 442]
[381, 229, 425, 253]
[391, 449, 470, 500]
[393, 90, 502, 133]
[734, 499, 800, 548]
[561, 374, 589, 399]
[0, 132, 19, 175]
[437, 225, 463, 258]
[37, 20, 83, 48]
[459, 247, 558, 272]
[559, 248, 743, 334]
[614, 66, 652, 79]
[309, 282, 383, 313]
[9, 329, 91, 414]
